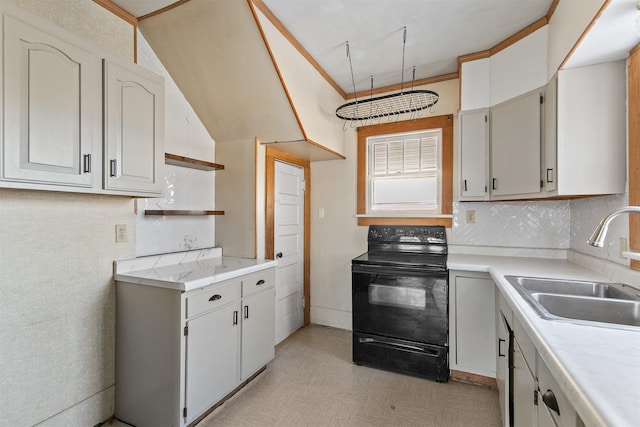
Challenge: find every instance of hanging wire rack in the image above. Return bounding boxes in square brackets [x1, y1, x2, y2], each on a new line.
[335, 27, 439, 122]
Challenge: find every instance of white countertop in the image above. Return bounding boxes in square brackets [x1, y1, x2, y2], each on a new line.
[448, 254, 640, 427]
[114, 248, 277, 292]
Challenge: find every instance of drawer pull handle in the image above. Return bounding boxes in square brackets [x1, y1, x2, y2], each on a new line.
[209, 294, 222, 302]
[244, 305, 249, 319]
[542, 390, 560, 415]
[546, 168, 554, 183]
[498, 338, 506, 357]
[233, 310, 238, 325]
[256, 279, 265, 286]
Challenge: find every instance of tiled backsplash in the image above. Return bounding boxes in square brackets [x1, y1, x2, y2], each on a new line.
[570, 194, 629, 267]
[452, 200, 571, 248]
[136, 165, 215, 256]
[452, 194, 631, 267]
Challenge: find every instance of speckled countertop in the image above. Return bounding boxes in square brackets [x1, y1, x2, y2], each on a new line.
[448, 254, 640, 427]
[114, 247, 277, 291]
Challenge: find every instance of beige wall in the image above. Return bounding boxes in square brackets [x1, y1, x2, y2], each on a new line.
[0, 1, 135, 425]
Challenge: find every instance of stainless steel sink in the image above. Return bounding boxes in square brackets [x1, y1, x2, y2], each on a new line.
[531, 293, 640, 327]
[505, 275, 640, 329]
[510, 276, 640, 300]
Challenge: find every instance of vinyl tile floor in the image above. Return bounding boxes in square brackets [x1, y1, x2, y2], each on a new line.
[111, 324, 502, 427]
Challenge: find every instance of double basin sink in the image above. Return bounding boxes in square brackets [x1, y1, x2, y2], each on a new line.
[505, 276, 640, 329]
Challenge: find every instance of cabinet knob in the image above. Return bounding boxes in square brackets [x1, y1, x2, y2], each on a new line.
[542, 389, 560, 415]
[276, 252, 283, 259]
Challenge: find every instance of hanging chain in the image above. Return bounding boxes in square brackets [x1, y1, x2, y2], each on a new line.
[400, 26, 407, 94]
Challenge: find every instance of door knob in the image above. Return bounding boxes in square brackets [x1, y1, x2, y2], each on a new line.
[276, 252, 283, 259]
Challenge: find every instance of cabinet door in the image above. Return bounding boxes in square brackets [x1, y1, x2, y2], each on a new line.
[103, 59, 164, 194]
[241, 288, 275, 380]
[490, 89, 542, 197]
[185, 303, 240, 424]
[459, 109, 489, 200]
[512, 338, 536, 427]
[495, 310, 510, 427]
[543, 75, 557, 192]
[451, 274, 495, 376]
[2, 15, 101, 187]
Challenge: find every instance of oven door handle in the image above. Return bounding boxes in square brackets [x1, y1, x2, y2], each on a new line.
[359, 337, 438, 356]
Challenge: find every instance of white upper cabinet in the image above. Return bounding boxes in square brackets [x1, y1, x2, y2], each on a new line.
[490, 88, 543, 199]
[554, 61, 626, 196]
[1, 14, 101, 187]
[103, 59, 164, 195]
[459, 109, 489, 200]
[0, 5, 165, 197]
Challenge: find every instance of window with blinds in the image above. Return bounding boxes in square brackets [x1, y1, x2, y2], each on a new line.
[367, 129, 442, 213]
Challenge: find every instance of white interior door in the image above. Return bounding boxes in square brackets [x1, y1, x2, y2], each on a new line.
[274, 161, 304, 344]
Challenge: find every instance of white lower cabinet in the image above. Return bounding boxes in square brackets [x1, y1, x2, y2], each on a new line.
[536, 353, 584, 427]
[185, 301, 240, 424]
[495, 287, 584, 427]
[241, 282, 276, 380]
[512, 333, 537, 426]
[115, 267, 275, 427]
[496, 292, 512, 427]
[449, 271, 496, 378]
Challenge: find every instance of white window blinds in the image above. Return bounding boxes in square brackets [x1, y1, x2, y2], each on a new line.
[367, 129, 442, 213]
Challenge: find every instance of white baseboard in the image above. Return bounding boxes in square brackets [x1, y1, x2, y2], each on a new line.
[310, 306, 352, 331]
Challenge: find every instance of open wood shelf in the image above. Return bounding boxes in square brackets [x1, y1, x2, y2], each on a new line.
[165, 153, 224, 171]
[144, 210, 225, 216]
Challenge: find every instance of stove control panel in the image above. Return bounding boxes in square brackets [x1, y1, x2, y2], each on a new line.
[368, 225, 446, 244]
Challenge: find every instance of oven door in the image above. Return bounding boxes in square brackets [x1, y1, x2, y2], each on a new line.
[352, 263, 448, 345]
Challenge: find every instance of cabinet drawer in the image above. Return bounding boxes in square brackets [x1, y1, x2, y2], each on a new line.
[537, 355, 582, 427]
[241, 269, 275, 297]
[186, 281, 240, 318]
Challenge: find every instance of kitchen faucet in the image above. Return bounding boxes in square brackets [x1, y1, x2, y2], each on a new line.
[588, 206, 640, 250]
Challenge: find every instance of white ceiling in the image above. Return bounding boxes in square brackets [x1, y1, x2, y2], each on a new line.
[113, 0, 640, 94]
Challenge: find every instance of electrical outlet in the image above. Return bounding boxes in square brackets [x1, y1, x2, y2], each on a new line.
[620, 237, 628, 258]
[115, 224, 128, 243]
[318, 208, 325, 219]
[466, 210, 476, 224]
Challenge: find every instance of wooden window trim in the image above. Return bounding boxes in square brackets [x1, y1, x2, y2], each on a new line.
[357, 115, 453, 227]
[629, 44, 640, 271]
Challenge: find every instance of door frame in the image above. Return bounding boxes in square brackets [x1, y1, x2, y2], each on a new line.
[265, 146, 310, 325]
